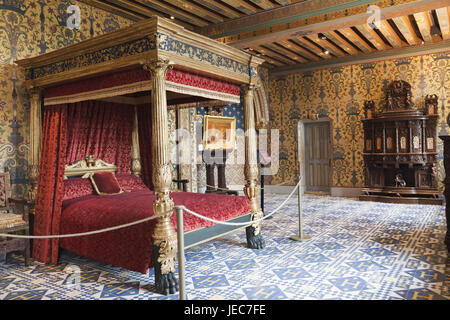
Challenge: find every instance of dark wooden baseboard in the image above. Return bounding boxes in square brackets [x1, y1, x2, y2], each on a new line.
[359, 194, 443, 205]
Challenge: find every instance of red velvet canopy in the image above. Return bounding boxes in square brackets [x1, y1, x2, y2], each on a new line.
[44, 67, 241, 106]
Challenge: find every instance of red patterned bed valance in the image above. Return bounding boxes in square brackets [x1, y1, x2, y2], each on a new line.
[44, 67, 241, 106]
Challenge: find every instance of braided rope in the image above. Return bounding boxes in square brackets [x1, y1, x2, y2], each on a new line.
[0, 180, 300, 239]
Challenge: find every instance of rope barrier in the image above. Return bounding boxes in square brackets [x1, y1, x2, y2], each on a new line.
[0, 215, 160, 239]
[180, 179, 300, 226]
[202, 179, 296, 192]
[0, 179, 301, 239]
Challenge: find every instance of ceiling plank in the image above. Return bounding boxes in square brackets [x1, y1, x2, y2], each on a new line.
[257, 45, 299, 64]
[134, 0, 209, 27]
[256, 55, 286, 67]
[276, 39, 322, 61]
[295, 37, 333, 59]
[307, 34, 348, 57]
[220, 0, 261, 15]
[162, 0, 226, 24]
[323, 30, 360, 55]
[413, 11, 435, 42]
[248, 49, 288, 67]
[78, 0, 143, 21]
[356, 24, 391, 51]
[339, 27, 376, 53]
[272, 0, 291, 4]
[102, 0, 199, 30]
[392, 15, 423, 45]
[103, 0, 158, 17]
[270, 43, 310, 63]
[247, 0, 277, 10]
[191, 0, 243, 19]
[378, 20, 407, 48]
[436, 7, 450, 40]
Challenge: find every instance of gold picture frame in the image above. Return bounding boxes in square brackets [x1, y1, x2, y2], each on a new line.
[203, 115, 236, 150]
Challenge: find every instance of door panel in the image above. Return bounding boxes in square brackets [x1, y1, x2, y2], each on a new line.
[305, 122, 331, 192]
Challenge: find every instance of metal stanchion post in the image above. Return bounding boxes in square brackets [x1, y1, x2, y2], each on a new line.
[261, 163, 273, 220]
[290, 176, 311, 242]
[176, 206, 186, 300]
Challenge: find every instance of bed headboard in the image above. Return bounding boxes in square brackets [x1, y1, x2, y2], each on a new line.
[64, 155, 117, 179]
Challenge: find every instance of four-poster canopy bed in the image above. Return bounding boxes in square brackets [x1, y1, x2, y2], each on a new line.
[16, 17, 269, 295]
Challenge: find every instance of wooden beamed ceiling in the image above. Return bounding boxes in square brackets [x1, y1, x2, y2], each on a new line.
[80, 0, 450, 70]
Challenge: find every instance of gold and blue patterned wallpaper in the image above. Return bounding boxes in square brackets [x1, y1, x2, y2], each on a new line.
[0, 0, 132, 197]
[268, 53, 450, 189]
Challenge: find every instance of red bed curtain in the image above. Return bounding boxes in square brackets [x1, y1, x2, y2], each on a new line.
[33, 101, 135, 264]
[65, 101, 134, 173]
[137, 103, 154, 190]
[33, 104, 68, 264]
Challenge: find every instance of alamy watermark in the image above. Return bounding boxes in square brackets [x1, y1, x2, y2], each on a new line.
[64, 264, 81, 290]
[66, 5, 81, 30]
[367, 5, 381, 30]
[171, 128, 280, 176]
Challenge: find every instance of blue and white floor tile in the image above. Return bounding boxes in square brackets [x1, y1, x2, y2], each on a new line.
[0, 194, 448, 300]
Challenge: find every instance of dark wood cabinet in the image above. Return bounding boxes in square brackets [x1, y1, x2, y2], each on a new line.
[359, 81, 442, 204]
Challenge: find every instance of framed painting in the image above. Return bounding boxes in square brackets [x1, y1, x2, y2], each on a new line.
[203, 115, 236, 150]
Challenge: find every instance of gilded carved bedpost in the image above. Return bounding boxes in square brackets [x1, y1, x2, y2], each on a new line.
[242, 84, 266, 249]
[144, 59, 179, 295]
[131, 106, 142, 177]
[28, 88, 42, 210]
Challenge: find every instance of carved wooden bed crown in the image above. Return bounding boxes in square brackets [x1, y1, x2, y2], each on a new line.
[64, 156, 117, 179]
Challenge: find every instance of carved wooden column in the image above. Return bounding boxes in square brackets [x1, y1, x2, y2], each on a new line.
[131, 106, 142, 177]
[145, 59, 179, 295]
[28, 88, 42, 210]
[242, 84, 265, 249]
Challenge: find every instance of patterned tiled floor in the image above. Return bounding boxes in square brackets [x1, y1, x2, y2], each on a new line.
[0, 194, 449, 300]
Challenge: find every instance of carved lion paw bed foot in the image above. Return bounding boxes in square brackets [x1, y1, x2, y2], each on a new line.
[153, 244, 179, 295]
[155, 272, 179, 295]
[246, 226, 266, 249]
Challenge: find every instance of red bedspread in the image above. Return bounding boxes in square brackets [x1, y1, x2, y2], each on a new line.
[59, 190, 250, 273]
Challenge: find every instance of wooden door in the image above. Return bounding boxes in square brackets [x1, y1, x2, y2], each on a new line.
[305, 122, 331, 192]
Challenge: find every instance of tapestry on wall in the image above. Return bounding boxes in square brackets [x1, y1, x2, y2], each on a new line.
[0, 0, 132, 197]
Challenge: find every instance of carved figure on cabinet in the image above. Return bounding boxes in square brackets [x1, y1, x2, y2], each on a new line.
[425, 94, 438, 115]
[364, 100, 375, 119]
[385, 80, 413, 111]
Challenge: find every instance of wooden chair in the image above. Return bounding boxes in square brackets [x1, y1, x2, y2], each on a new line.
[0, 170, 31, 266]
